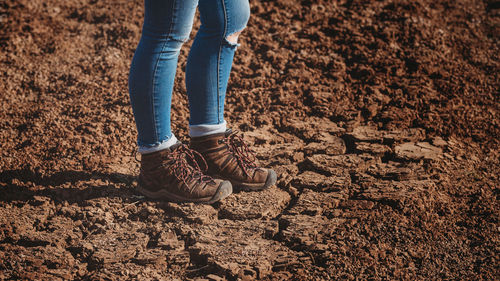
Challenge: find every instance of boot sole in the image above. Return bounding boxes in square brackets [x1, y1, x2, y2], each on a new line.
[136, 181, 232, 204]
[218, 169, 277, 191]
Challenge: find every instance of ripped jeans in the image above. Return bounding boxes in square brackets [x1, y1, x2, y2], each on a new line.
[129, 0, 250, 151]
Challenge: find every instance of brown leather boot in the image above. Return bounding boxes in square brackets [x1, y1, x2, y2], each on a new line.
[137, 142, 232, 203]
[190, 129, 277, 191]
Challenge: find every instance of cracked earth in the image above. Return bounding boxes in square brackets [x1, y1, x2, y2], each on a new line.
[1, 0, 499, 280]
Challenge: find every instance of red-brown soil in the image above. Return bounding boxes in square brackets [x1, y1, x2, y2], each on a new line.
[0, 0, 499, 280]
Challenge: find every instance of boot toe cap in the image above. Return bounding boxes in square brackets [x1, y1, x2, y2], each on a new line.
[206, 180, 233, 204]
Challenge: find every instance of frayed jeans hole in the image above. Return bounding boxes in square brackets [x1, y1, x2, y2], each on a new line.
[225, 29, 244, 45]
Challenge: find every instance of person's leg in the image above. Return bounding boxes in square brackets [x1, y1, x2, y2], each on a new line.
[187, 1, 277, 191]
[129, 0, 232, 203]
[129, 0, 198, 153]
[185, 0, 250, 137]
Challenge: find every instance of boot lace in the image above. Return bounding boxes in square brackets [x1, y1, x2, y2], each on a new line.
[166, 144, 214, 191]
[219, 131, 257, 178]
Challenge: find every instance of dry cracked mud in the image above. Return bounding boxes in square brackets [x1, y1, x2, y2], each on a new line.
[0, 0, 499, 280]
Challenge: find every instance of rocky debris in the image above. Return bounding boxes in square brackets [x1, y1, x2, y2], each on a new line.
[0, 243, 78, 280]
[159, 203, 218, 224]
[239, 125, 275, 145]
[381, 129, 426, 143]
[337, 199, 377, 212]
[279, 189, 353, 267]
[29, 195, 53, 207]
[274, 164, 300, 179]
[218, 187, 290, 220]
[346, 126, 425, 144]
[266, 143, 306, 165]
[292, 170, 350, 192]
[157, 230, 185, 250]
[346, 126, 426, 144]
[85, 230, 149, 266]
[282, 117, 345, 141]
[274, 164, 300, 193]
[431, 137, 448, 147]
[355, 142, 392, 156]
[287, 189, 347, 216]
[272, 251, 312, 272]
[0, 203, 65, 243]
[206, 274, 226, 281]
[186, 219, 308, 279]
[132, 249, 169, 266]
[303, 137, 346, 156]
[365, 162, 424, 181]
[71, 225, 190, 275]
[0, 0, 498, 279]
[347, 126, 383, 142]
[304, 154, 378, 175]
[356, 180, 439, 211]
[280, 214, 346, 254]
[395, 142, 443, 161]
[155, 230, 190, 266]
[86, 262, 182, 280]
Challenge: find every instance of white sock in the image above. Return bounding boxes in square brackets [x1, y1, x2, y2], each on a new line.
[189, 120, 227, 137]
[138, 135, 178, 154]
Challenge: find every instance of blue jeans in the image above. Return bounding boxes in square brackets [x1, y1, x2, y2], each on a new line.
[129, 0, 250, 149]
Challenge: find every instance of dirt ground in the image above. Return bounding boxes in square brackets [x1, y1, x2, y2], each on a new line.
[0, 0, 499, 280]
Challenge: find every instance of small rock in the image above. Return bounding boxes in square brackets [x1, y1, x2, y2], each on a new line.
[303, 137, 346, 155]
[292, 170, 350, 191]
[288, 189, 347, 216]
[366, 162, 421, 181]
[157, 231, 184, 251]
[348, 126, 383, 142]
[431, 136, 448, 147]
[206, 274, 225, 281]
[30, 196, 52, 207]
[355, 142, 392, 156]
[382, 128, 426, 143]
[395, 142, 442, 161]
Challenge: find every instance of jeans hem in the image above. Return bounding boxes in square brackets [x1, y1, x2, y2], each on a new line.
[189, 120, 227, 137]
[138, 134, 178, 154]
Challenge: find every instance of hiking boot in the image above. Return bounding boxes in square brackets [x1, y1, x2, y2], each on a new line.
[137, 142, 232, 204]
[190, 129, 277, 191]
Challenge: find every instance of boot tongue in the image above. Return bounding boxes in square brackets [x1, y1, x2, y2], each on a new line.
[224, 128, 233, 137]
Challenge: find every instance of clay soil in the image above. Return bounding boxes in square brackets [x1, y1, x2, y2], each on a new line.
[1, 0, 499, 280]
